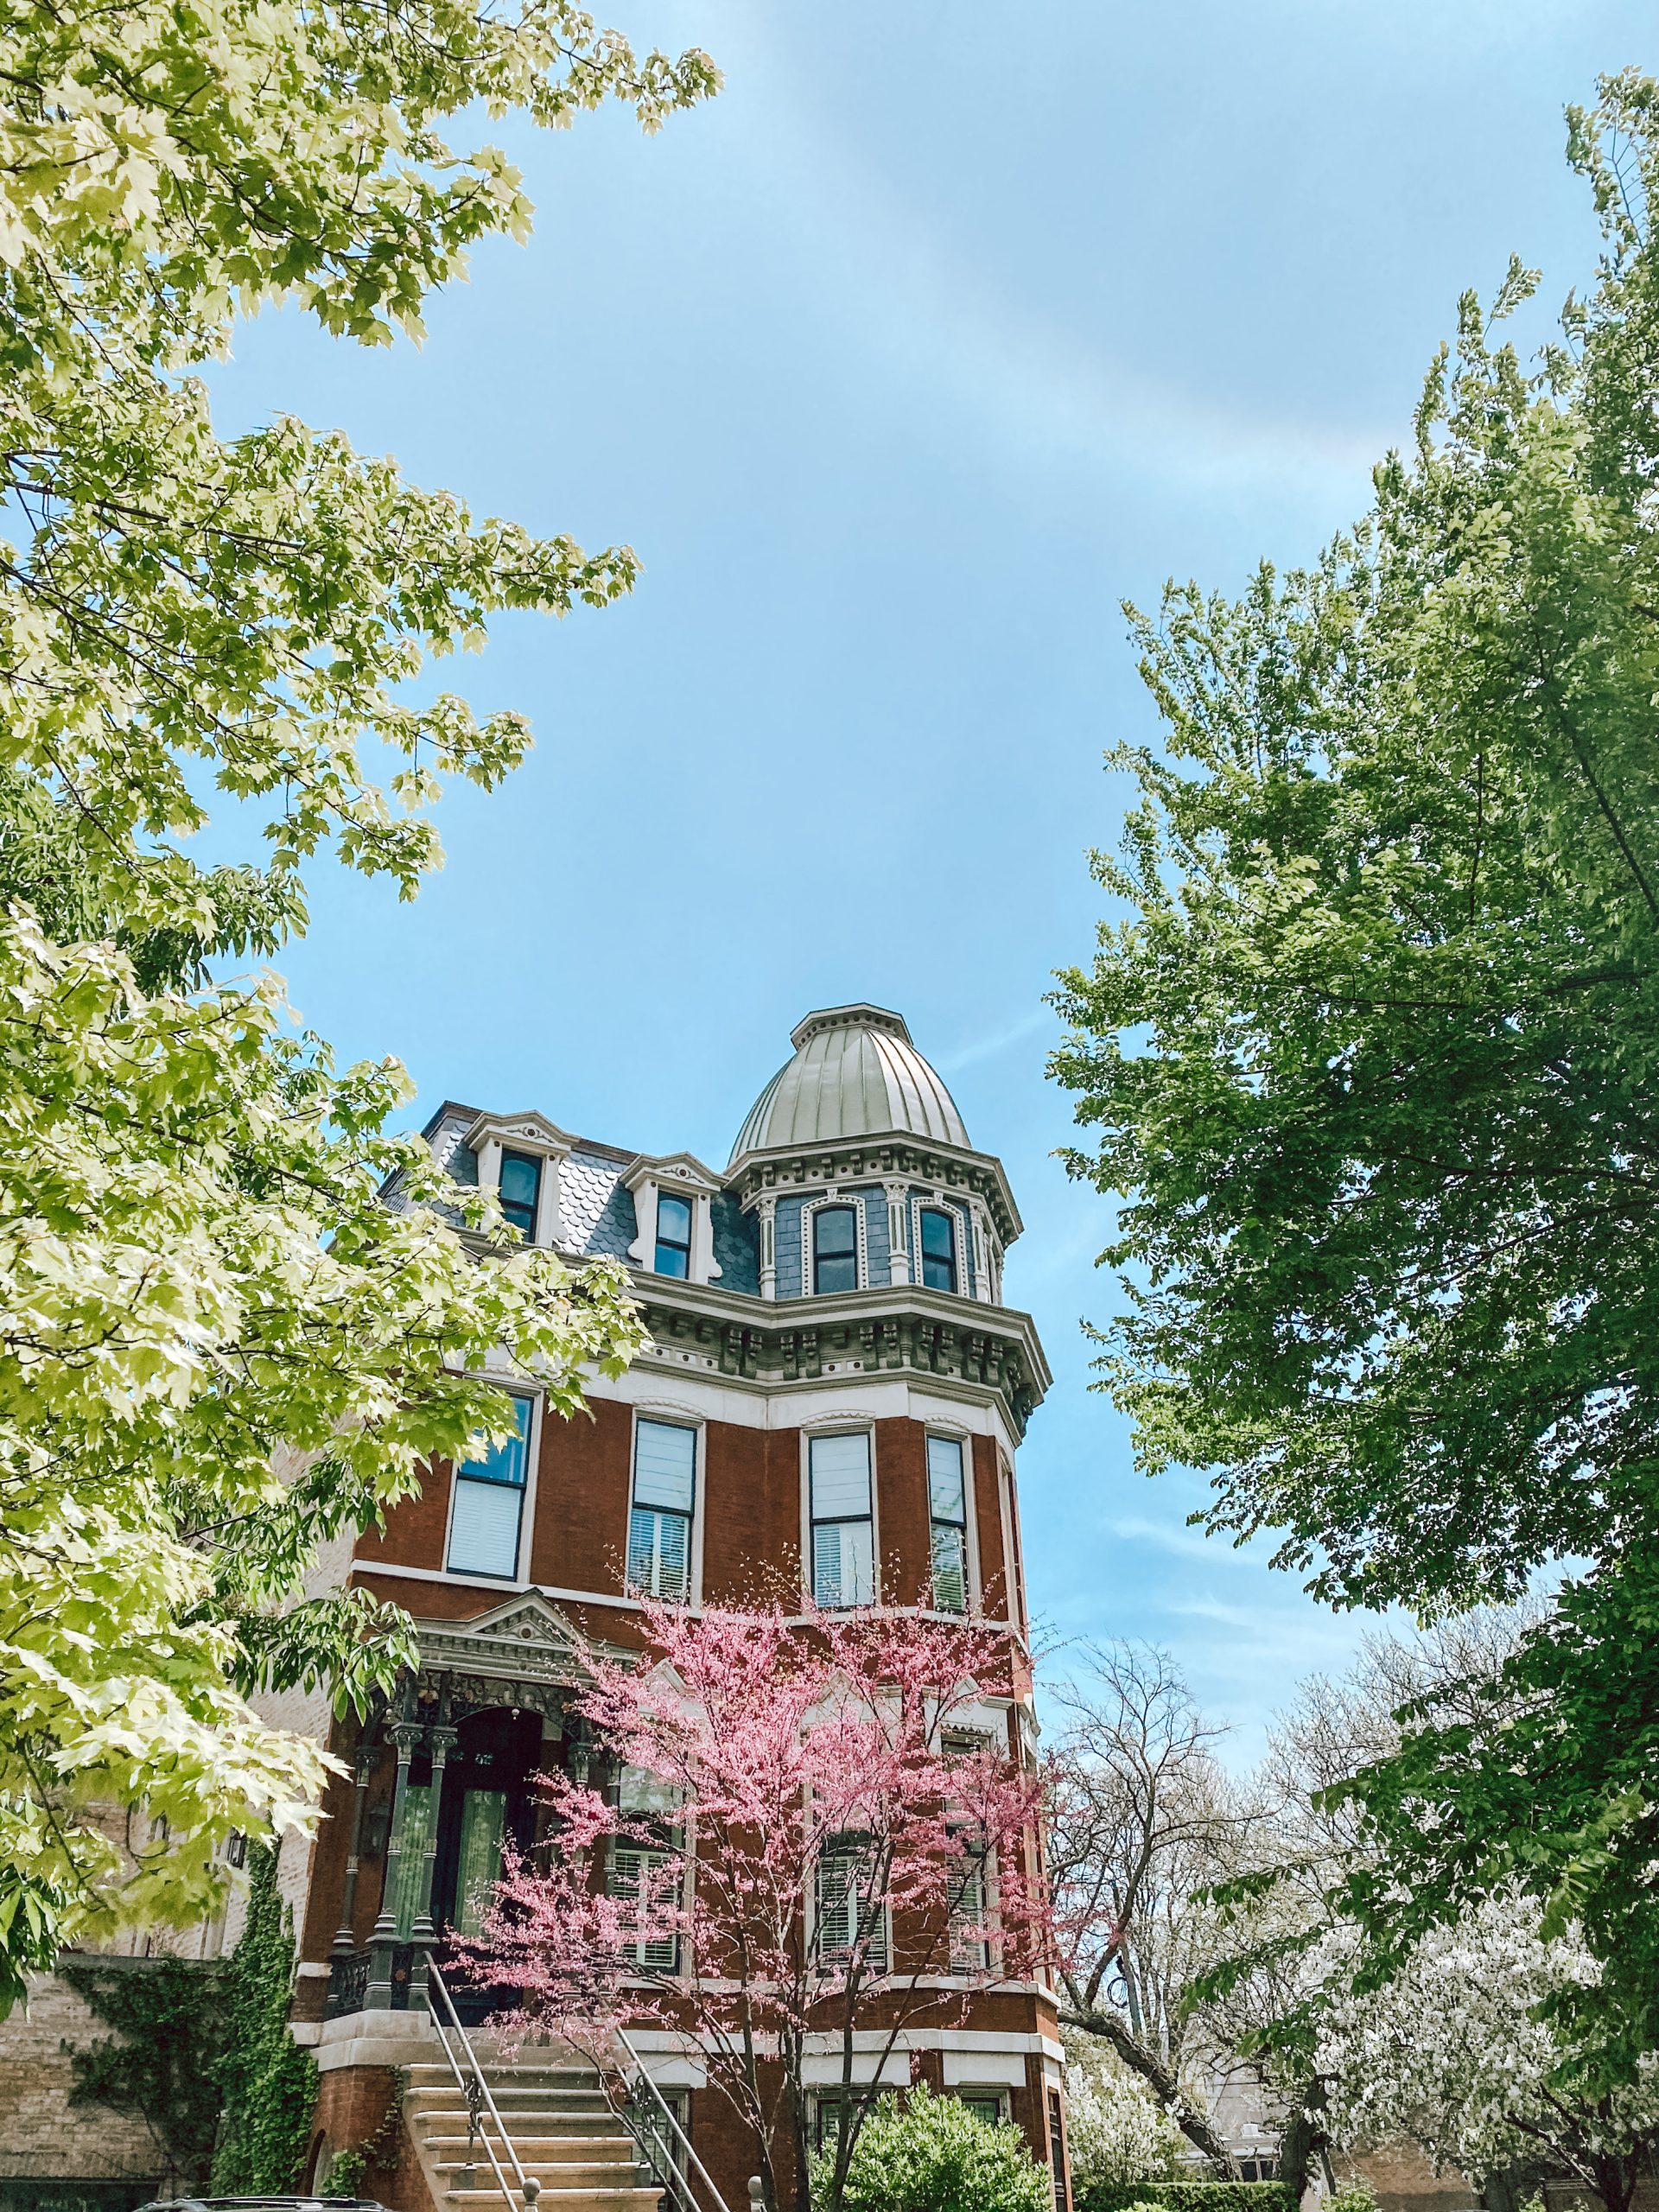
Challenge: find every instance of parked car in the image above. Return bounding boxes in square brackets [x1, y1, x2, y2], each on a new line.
[136, 2198, 391, 2211]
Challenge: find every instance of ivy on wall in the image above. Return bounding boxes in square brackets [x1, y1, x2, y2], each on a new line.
[211, 1844, 319, 2194]
[59, 1954, 229, 2193]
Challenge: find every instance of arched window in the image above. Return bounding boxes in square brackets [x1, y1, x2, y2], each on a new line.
[918, 1206, 958, 1293]
[812, 1205, 859, 1294]
[654, 1192, 692, 1278]
[498, 1149, 542, 1240]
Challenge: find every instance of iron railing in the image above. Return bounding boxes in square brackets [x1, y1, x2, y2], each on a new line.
[427, 1959, 541, 2211]
[607, 2024, 733, 2212]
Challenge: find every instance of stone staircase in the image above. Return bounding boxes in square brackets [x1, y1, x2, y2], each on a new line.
[404, 2052, 667, 2212]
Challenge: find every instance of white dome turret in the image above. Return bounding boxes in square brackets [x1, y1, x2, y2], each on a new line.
[728, 1005, 969, 1163]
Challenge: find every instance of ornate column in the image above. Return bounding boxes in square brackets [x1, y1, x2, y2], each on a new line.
[406, 1677, 456, 2012]
[969, 1197, 995, 1303]
[757, 1194, 778, 1300]
[330, 1705, 384, 1963]
[365, 1681, 423, 2011]
[884, 1181, 911, 1287]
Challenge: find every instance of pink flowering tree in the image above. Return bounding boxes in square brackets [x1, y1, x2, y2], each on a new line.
[462, 1599, 1051, 2212]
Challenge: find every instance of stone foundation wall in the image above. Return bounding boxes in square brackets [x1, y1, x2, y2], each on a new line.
[0, 1972, 164, 2204]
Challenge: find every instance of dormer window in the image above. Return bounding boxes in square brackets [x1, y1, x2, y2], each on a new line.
[498, 1150, 543, 1240]
[655, 1193, 693, 1280]
[813, 1205, 859, 1295]
[919, 1206, 958, 1294]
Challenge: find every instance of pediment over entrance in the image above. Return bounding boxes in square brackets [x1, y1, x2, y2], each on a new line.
[410, 1589, 588, 1696]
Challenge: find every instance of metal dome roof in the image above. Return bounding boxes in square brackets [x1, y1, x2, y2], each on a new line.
[729, 1005, 970, 1162]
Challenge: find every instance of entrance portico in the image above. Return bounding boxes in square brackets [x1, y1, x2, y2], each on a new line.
[317, 1592, 593, 2024]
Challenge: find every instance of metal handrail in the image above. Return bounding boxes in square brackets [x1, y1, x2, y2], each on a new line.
[611, 2023, 734, 2212]
[427, 1960, 540, 2211]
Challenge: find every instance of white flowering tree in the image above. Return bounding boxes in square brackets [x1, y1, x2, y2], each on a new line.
[0, 0, 717, 2002]
[1064, 2048, 1186, 2193]
[1314, 1891, 1659, 2212]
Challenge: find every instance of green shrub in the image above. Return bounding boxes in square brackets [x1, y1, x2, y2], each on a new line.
[1077, 2184, 1296, 2212]
[210, 1843, 318, 2193]
[833, 2085, 1051, 2212]
[1324, 2189, 1377, 2212]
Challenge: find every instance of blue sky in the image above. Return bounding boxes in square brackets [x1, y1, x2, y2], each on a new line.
[207, 0, 1653, 1760]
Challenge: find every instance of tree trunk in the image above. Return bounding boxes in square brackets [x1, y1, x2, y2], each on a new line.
[1060, 2007, 1243, 2178]
[1276, 2082, 1330, 2207]
[1589, 2152, 1638, 2212]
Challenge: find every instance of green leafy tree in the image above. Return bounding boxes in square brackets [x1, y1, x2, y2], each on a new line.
[1052, 68, 1659, 2088]
[0, 0, 716, 2001]
[211, 1842, 319, 2195]
[59, 1953, 230, 2193]
[831, 2087, 1052, 2212]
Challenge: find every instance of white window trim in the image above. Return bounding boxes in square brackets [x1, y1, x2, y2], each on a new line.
[468, 1118, 573, 1249]
[801, 1192, 869, 1298]
[800, 1421, 880, 1608]
[626, 1171, 722, 1287]
[442, 1385, 542, 1585]
[925, 1427, 981, 1618]
[628, 1409, 704, 1606]
[911, 1193, 970, 1298]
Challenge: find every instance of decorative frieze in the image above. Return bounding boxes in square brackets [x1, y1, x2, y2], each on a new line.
[636, 1287, 1046, 1437]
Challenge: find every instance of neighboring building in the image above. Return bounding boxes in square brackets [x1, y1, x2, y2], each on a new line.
[283, 1002, 1062, 2208]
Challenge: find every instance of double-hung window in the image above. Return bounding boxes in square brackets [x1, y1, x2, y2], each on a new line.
[607, 1843, 680, 1972]
[809, 1432, 874, 1607]
[948, 1838, 991, 1973]
[447, 1393, 531, 1579]
[628, 1419, 696, 1601]
[927, 1435, 969, 1614]
[812, 1205, 858, 1294]
[654, 1192, 692, 1278]
[919, 1205, 958, 1293]
[498, 1150, 542, 1240]
[815, 1834, 887, 1974]
[608, 1764, 683, 1972]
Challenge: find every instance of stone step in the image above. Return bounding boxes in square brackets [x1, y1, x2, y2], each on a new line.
[409, 2062, 600, 2086]
[439, 2157, 644, 2181]
[413, 2102, 619, 2131]
[427, 2136, 642, 2160]
[413, 2089, 615, 2114]
[444, 2192, 661, 2209]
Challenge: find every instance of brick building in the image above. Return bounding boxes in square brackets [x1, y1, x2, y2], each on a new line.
[3, 1003, 1065, 2212]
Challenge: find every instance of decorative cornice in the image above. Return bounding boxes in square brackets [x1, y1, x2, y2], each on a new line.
[464, 1109, 576, 1160]
[629, 1279, 1051, 1440]
[725, 1134, 1023, 1248]
[621, 1151, 723, 1198]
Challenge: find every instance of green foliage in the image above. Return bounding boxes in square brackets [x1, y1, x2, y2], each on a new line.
[1052, 68, 1659, 2089]
[0, 0, 709, 1997]
[210, 1844, 318, 2195]
[1077, 2190, 1294, 2212]
[58, 1954, 229, 2192]
[831, 2087, 1051, 2212]
[1323, 2187, 1378, 2212]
